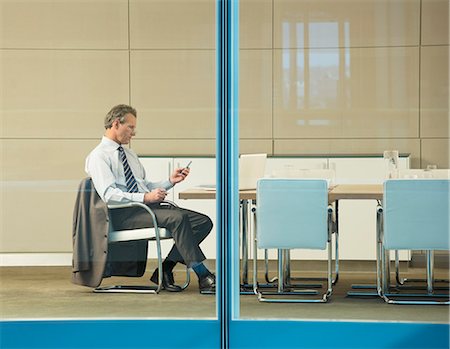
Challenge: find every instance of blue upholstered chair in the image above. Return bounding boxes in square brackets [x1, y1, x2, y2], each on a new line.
[253, 179, 334, 303]
[379, 179, 449, 304]
[392, 170, 450, 287]
[262, 169, 339, 288]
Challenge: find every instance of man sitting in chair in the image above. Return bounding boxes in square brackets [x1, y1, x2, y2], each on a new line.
[85, 104, 215, 293]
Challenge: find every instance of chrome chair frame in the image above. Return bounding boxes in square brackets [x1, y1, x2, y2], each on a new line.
[94, 201, 190, 294]
[394, 251, 449, 291]
[263, 220, 339, 288]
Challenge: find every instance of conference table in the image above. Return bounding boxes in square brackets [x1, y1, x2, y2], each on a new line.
[179, 184, 383, 295]
[178, 184, 383, 201]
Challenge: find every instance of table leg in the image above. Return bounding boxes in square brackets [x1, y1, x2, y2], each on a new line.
[347, 202, 381, 297]
[241, 199, 249, 286]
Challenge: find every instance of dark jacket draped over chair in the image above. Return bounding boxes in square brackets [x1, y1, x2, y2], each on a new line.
[72, 177, 147, 288]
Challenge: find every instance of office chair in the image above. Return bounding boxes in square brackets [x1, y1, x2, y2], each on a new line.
[73, 177, 189, 293]
[379, 179, 449, 305]
[94, 200, 190, 293]
[263, 169, 339, 288]
[392, 170, 450, 289]
[253, 179, 334, 303]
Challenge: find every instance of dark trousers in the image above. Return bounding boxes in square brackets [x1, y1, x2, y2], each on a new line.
[110, 203, 213, 267]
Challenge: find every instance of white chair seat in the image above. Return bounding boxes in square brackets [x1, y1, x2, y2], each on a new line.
[108, 227, 173, 243]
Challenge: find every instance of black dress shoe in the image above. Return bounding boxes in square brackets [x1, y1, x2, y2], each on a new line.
[150, 268, 182, 292]
[199, 273, 215, 293]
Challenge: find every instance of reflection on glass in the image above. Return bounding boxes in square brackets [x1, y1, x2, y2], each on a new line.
[239, 0, 448, 324]
[309, 49, 339, 110]
[309, 21, 339, 47]
[276, 20, 419, 137]
[281, 19, 345, 127]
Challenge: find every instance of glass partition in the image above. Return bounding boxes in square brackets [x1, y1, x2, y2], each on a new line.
[0, 0, 217, 322]
[237, 0, 449, 324]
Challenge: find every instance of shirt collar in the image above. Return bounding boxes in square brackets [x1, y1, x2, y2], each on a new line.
[101, 136, 121, 150]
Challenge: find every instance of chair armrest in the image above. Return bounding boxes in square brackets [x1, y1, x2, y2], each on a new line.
[327, 205, 334, 239]
[376, 204, 383, 243]
[107, 202, 158, 229]
[107, 202, 148, 210]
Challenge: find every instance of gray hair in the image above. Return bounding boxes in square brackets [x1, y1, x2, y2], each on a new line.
[104, 104, 137, 129]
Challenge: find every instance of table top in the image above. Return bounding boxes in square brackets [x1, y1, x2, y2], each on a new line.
[178, 184, 383, 201]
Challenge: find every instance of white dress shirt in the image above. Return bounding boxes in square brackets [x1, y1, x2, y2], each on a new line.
[85, 136, 173, 204]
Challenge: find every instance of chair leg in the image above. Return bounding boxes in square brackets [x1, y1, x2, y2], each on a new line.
[253, 214, 334, 303]
[331, 230, 339, 285]
[179, 267, 191, 290]
[95, 227, 166, 294]
[94, 285, 160, 293]
[381, 249, 450, 305]
[332, 200, 339, 285]
[395, 250, 405, 286]
[241, 199, 249, 286]
[347, 205, 382, 297]
[264, 249, 277, 284]
[283, 250, 324, 289]
[394, 250, 449, 291]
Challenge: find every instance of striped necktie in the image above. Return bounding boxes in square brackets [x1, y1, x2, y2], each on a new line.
[118, 146, 139, 193]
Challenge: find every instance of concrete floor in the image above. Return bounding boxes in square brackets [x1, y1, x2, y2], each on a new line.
[1, 262, 449, 322]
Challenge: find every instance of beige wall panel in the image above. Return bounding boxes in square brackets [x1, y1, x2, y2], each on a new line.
[274, 138, 421, 168]
[273, 47, 419, 138]
[132, 139, 273, 157]
[1, 50, 129, 139]
[130, 0, 215, 49]
[274, 0, 420, 48]
[131, 50, 215, 139]
[131, 139, 215, 156]
[240, 139, 273, 155]
[1, 139, 98, 252]
[0, 0, 128, 49]
[421, 46, 449, 138]
[422, 0, 449, 45]
[240, 0, 272, 49]
[421, 138, 450, 169]
[239, 50, 272, 138]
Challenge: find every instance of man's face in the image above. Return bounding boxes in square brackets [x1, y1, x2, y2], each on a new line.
[114, 113, 136, 144]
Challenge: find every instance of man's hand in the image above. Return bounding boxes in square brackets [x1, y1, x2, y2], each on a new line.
[170, 167, 190, 185]
[144, 188, 167, 203]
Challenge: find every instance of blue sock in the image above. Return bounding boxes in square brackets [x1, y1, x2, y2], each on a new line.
[192, 262, 210, 278]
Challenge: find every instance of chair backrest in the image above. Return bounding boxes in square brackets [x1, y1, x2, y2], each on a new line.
[256, 179, 329, 250]
[383, 179, 450, 250]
